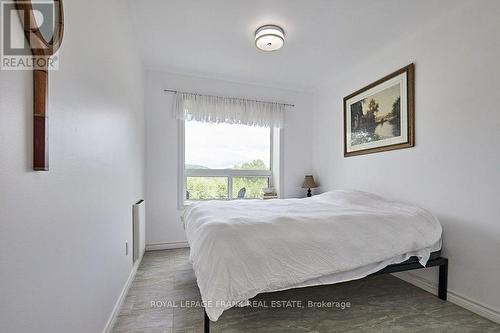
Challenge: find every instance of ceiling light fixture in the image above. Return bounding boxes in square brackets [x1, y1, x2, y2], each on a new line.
[255, 25, 285, 52]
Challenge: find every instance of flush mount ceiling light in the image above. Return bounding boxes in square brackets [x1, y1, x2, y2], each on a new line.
[255, 25, 285, 51]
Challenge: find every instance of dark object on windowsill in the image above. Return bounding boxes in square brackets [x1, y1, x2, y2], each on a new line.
[302, 175, 318, 197]
[237, 187, 246, 199]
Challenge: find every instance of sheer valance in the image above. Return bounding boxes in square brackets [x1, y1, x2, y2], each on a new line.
[173, 92, 286, 128]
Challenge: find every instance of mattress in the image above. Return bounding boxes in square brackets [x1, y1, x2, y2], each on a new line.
[183, 190, 442, 321]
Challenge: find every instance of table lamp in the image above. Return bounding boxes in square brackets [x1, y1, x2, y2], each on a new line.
[302, 175, 318, 197]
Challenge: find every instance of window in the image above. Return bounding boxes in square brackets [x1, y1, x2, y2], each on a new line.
[180, 120, 278, 203]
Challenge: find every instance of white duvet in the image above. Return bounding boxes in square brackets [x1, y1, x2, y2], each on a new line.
[183, 190, 442, 321]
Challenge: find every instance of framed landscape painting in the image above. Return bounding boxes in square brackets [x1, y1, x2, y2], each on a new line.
[343, 64, 414, 157]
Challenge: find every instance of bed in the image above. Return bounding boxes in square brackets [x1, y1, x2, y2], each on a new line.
[182, 190, 448, 332]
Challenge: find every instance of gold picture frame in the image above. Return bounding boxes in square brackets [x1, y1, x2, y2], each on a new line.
[344, 64, 414, 157]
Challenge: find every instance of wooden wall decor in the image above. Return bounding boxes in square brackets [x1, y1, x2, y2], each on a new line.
[15, 0, 64, 170]
[343, 64, 414, 157]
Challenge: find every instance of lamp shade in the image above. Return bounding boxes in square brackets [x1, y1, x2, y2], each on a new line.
[302, 175, 318, 189]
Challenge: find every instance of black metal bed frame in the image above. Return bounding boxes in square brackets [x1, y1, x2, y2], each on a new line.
[203, 255, 448, 333]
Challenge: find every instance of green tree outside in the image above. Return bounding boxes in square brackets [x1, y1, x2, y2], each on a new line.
[186, 159, 270, 200]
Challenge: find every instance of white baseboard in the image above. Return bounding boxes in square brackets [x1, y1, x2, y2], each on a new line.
[395, 272, 500, 324]
[102, 255, 144, 333]
[145, 241, 189, 251]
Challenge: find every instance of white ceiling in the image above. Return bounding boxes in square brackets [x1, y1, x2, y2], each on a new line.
[128, 0, 462, 91]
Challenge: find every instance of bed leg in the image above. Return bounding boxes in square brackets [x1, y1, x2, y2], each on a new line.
[204, 309, 210, 333]
[438, 258, 448, 301]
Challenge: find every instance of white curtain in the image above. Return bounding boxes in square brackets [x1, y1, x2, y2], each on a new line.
[173, 92, 286, 128]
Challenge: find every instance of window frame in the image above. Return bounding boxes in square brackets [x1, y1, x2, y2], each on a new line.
[178, 120, 281, 207]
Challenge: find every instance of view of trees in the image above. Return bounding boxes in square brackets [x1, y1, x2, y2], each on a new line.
[186, 177, 228, 200]
[233, 159, 268, 170]
[350, 98, 382, 145]
[232, 176, 269, 199]
[186, 159, 270, 200]
[350, 95, 401, 145]
[390, 97, 401, 136]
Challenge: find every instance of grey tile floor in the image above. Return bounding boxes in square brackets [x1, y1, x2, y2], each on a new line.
[113, 249, 500, 333]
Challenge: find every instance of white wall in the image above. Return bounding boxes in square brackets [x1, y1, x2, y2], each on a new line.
[312, 1, 500, 319]
[0, 1, 144, 333]
[145, 71, 313, 246]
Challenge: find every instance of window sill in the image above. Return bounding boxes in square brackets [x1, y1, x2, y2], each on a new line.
[181, 197, 280, 208]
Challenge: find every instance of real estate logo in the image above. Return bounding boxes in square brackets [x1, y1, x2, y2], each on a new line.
[1, 0, 60, 70]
